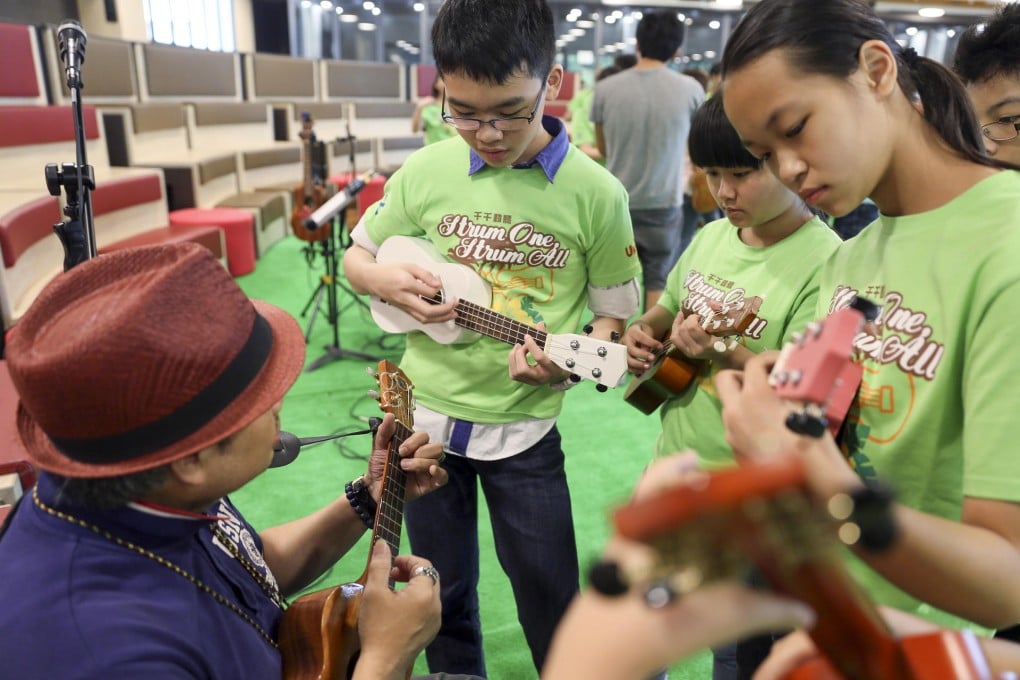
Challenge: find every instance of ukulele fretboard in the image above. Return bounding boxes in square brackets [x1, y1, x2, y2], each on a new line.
[454, 298, 548, 349]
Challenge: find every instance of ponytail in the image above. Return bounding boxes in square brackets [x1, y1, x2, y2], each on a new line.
[898, 48, 998, 169]
[723, 0, 1002, 170]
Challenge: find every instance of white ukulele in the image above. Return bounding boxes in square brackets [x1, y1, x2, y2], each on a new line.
[369, 235, 628, 391]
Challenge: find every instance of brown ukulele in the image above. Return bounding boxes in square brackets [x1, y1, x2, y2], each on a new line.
[291, 112, 331, 242]
[624, 296, 763, 414]
[601, 457, 991, 679]
[279, 360, 414, 680]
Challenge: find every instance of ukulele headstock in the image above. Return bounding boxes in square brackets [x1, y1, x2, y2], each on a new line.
[374, 359, 414, 431]
[545, 333, 629, 392]
[770, 297, 878, 438]
[700, 295, 764, 339]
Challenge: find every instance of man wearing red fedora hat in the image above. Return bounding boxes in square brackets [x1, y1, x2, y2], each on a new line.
[0, 243, 450, 679]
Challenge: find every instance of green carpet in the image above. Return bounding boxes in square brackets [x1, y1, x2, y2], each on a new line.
[233, 235, 710, 678]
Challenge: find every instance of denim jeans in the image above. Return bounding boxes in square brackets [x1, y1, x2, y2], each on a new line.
[404, 425, 579, 677]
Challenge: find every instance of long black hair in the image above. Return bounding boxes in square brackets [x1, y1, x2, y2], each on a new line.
[721, 0, 998, 169]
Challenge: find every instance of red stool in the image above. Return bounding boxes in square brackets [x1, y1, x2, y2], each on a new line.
[169, 207, 256, 277]
[326, 172, 387, 224]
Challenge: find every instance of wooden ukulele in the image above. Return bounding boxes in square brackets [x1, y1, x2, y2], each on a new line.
[370, 235, 629, 390]
[623, 296, 763, 414]
[291, 112, 331, 242]
[599, 457, 992, 679]
[279, 360, 414, 680]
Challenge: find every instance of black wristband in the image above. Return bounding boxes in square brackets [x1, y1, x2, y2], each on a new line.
[345, 476, 376, 529]
[828, 483, 898, 553]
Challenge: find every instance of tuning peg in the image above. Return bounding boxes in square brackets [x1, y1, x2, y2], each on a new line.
[364, 366, 378, 378]
[588, 560, 628, 596]
[610, 331, 621, 342]
[583, 324, 594, 335]
[367, 389, 380, 401]
[785, 411, 827, 438]
[849, 295, 880, 321]
[569, 374, 581, 383]
[596, 384, 608, 393]
[644, 580, 678, 608]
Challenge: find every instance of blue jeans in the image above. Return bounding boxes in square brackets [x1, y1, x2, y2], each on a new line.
[404, 426, 579, 677]
[630, 206, 688, 292]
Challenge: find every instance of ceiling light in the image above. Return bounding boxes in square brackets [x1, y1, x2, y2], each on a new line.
[319, 0, 332, 9]
[357, 22, 376, 31]
[577, 19, 595, 28]
[340, 13, 358, 22]
[709, 20, 721, 29]
[413, 2, 424, 11]
[918, 7, 945, 18]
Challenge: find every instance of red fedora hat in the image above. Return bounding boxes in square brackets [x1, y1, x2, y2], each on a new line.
[6, 243, 305, 478]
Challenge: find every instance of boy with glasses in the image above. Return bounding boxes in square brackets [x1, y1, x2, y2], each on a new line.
[342, 0, 642, 676]
[954, 3, 1020, 168]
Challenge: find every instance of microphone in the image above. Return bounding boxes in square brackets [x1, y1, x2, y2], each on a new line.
[56, 20, 87, 89]
[303, 170, 378, 232]
[270, 418, 382, 468]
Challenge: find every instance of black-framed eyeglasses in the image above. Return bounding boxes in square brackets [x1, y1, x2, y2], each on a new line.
[441, 83, 547, 132]
[981, 115, 1020, 143]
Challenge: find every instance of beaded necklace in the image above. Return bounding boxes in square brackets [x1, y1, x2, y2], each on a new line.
[32, 487, 282, 649]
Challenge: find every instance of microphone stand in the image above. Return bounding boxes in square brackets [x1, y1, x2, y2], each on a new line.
[48, 21, 96, 271]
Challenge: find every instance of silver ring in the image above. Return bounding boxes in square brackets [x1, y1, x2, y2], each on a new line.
[413, 565, 440, 585]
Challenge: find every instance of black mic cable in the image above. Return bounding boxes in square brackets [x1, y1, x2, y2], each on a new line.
[270, 417, 382, 468]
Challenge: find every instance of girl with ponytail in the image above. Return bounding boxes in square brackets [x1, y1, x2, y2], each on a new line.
[712, 0, 1020, 675]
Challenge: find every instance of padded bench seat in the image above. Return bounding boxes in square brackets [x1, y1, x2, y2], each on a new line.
[215, 190, 288, 257]
[99, 225, 227, 269]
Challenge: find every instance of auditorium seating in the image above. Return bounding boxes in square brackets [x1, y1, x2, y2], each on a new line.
[0, 16, 583, 327]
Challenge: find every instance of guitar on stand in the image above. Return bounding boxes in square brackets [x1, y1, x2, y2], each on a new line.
[279, 360, 415, 680]
[291, 112, 331, 243]
[293, 112, 380, 371]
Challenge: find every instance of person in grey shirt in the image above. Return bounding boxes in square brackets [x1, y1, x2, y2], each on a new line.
[591, 10, 704, 311]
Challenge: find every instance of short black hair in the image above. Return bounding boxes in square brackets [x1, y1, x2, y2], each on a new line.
[953, 4, 1020, 85]
[432, 0, 555, 84]
[709, 62, 722, 76]
[614, 53, 638, 70]
[635, 10, 685, 62]
[688, 95, 762, 169]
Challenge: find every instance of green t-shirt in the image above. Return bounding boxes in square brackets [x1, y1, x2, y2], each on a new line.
[420, 103, 455, 145]
[820, 170, 1020, 628]
[361, 136, 641, 423]
[655, 215, 840, 466]
[567, 88, 595, 148]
